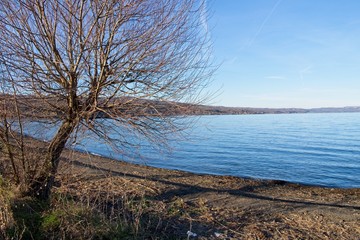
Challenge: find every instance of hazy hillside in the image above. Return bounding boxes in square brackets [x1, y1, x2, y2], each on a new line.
[1, 94, 360, 118]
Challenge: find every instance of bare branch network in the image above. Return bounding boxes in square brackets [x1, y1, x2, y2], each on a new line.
[0, 0, 214, 199]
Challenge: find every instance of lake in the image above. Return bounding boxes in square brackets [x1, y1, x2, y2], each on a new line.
[24, 112, 360, 188]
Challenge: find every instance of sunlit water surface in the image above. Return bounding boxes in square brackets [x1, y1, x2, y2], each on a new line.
[24, 113, 360, 188]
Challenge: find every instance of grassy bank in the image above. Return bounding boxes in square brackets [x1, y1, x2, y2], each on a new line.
[1, 144, 360, 239]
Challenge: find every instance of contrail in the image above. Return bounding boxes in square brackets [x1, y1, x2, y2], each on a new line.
[244, 0, 283, 49]
[200, 0, 209, 34]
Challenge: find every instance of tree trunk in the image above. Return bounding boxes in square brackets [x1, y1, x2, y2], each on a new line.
[29, 120, 76, 200]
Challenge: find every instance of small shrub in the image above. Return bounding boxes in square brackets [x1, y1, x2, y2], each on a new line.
[10, 197, 46, 239]
[41, 210, 62, 232]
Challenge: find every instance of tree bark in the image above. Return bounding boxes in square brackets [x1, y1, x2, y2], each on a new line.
[29, 119, 76, 200]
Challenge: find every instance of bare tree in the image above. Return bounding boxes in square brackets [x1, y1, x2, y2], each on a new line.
[0, 0, 213, 199]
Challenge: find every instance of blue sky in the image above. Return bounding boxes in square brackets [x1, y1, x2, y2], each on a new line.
[208, 0, 360, 108]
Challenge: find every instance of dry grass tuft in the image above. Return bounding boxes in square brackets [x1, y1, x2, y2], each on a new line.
[0, 177, 13, 233]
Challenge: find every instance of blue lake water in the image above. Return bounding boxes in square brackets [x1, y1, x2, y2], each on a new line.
[24, 112, 360, 188]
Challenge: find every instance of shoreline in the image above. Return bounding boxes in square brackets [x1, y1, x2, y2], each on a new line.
[72, 147, 360, 190]
[62, 147, 360, 193]
[55, 146, 360, 239]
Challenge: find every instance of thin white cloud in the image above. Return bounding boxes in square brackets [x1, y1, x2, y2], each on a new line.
[265, 75, 286, 80]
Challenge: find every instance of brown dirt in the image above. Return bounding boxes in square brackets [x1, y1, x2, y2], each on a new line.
[54, 148, 360, 239]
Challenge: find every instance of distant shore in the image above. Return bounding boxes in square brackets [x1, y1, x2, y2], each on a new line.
[192, 105, 360, 115]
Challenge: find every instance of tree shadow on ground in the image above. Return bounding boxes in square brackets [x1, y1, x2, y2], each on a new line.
[66, 158, 360, 211]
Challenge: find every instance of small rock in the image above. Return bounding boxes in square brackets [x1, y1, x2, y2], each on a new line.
[187, 230, 197, 237]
